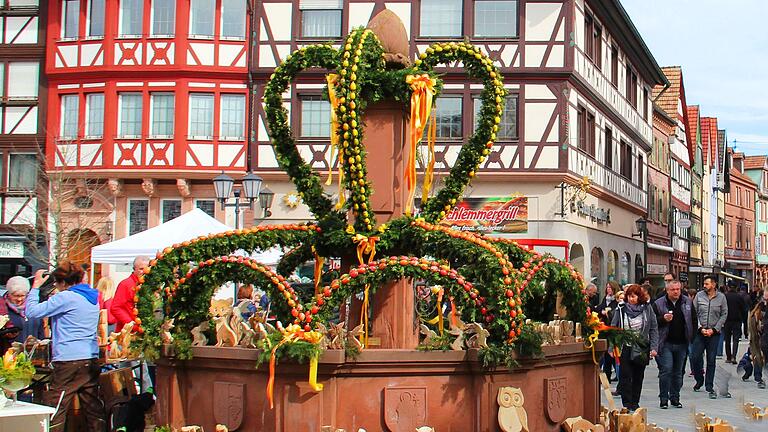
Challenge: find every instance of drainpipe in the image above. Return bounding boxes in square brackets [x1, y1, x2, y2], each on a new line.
[245, 0, 256, 172]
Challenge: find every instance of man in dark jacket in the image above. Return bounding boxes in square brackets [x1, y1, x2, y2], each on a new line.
[723, 282, 747, 363]
[691, 275, 729, 399]
[654, 280, 696, 409]
[739, 284, 752, 338]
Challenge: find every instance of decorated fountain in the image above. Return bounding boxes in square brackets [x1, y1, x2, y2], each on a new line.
[134, 11, 606, 432]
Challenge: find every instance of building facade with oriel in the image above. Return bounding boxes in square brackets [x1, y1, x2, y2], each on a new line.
[745, 155, 768, 290]
[252, 0, 667, 294]
[0, 0, 48, 283]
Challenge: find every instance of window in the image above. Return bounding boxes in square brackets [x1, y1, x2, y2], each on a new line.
[7, 62, 38, 100]
[162, 199, 182, 222]
[190, 0, 215, 37]
[747, 224, 752, 250]
[8, 154, 36, 191]
[89, 0, 105, 37]
[736, 186, 741, 206]
[625, 67, 637, 106]
[220, 94, 246, 139]
[637, 154, 644, 187]
[63, 0, 79, 39]
[661, 190, 666, 223]
[584, 13, 601, 69]
[642, 89, 649, 122]
[586, 112, 595, 157]
[649, 186, 655, 222]
[151, 0, 176, 36]
[433, 97, 462, 139]
[120, 0, 144, 37]
[119, 93, 143, 138]
[620, 140, 632, 180]
[604, 127, 612, 169]
[577, 105, 586, 152]
[189, 93, 214, 138]
[196, 199, 216, 218]
[724, 221, 731, 246]
[299, 96, 330, 137]
[420, 0, 462, 37]
[610, 45, 618, 86]
[736, 223, 742, 248]
[60, 94, 79, 139]
[473, 95, 518, 139]
[150, 93, 175, 137]
[221, 0, 246, 38]
[86, 93, 104, 138]
[128, 199, 149, 235]
[474, 1, 518, 38]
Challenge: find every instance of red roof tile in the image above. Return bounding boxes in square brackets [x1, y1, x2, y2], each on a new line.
[652, 67, 682, 118]
[687, 105, 699, 146]
[745, 155, 768, 171]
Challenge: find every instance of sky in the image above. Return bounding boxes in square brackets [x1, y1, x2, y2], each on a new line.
[621, 0, 768, 156]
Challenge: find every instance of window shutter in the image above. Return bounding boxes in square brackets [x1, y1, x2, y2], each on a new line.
[300, 0, 343, 9]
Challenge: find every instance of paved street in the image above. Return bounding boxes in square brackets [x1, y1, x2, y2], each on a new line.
[602, 341, 768, 431]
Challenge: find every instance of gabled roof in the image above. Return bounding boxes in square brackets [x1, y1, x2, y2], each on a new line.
[718, 130, 727, 172]
[700, 117, 712, 166]
[745, 155, 768, 171]
[687, 105, 700, 145]
[652, 67, 681, 117]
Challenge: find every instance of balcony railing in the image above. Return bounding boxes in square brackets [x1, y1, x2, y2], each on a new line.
[725, 247, 751, 258]
[568, 146, 647, 209]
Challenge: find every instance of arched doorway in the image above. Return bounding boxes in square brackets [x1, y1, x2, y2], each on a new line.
[635, 254, 644, 284]
[607, 250, 618, 284]
[66, 229, 102, 283]
[620, 252, 631, 285]
[570, 244, 585, 275]
[591, 247, 604, 288]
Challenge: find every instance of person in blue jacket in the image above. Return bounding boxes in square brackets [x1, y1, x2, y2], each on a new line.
[26, 263, 105, 432]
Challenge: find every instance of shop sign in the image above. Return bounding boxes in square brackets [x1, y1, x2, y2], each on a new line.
[679, 271, 689, 282]
[647, 264, 668, 275]
[0, 242, 23, 258]
[438, 196, 528, 233]
[573, 200, 611, 224]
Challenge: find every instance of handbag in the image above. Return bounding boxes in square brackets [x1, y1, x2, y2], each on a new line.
[630, 336, 650, 365]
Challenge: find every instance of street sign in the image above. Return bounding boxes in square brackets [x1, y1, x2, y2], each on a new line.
[676, 218, 692, 229]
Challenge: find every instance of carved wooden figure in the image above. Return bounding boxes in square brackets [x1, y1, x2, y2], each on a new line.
[743, 402, 767, 420]
[97, 309, 109, 346]
[465, 323, 490, 349]
[346, 324, 364, 351]
[562, 416, 605, 432]
[497, 387, 528, 432]
[239, 321, 257, 348]
[161, 319, 175, 345]
[229, 313, 243, 345]
[419, 324, 438, 346]
[214, 314, 238, 347]
[609, 407, 647, 432]
[191, 321, 209, 347]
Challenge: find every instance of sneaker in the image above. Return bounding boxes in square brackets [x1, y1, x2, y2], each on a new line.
[758, 381, 766, 389]
[670, 400, 683, 408]
[693, 383, 703, 392]
[660, 401, 668, 409]
[708, 391, 717, 399]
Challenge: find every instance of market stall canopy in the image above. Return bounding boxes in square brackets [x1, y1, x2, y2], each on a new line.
[91, 208, 281, 265]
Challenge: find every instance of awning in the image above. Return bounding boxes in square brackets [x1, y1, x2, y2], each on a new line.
[647, 242, 674, 253]
[721, 271, 745, 281]
[689, 266, 714, 273]
[726, 259, 753, 266]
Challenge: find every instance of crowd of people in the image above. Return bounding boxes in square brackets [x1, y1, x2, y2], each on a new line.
[588, 272, 768, 412]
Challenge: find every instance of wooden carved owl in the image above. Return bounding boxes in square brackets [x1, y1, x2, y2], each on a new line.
[497, 387, 529, 432]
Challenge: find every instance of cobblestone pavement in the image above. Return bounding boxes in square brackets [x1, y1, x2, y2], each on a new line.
[601, 341, 768, 431]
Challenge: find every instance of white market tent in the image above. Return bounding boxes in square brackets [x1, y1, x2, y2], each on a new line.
[90, 208, 283, 265]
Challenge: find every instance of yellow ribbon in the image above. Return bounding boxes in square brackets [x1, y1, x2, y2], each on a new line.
[326, 74, 346, 209]
[352, 234, 379, 347]
[312, 246, 324, 295]
[266, 325, 325, 409]
[421, 110, 437, 205]
[405, 74, 437, 215]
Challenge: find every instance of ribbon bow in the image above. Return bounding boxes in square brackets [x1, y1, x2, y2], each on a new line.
[352, 234, 379, 347]
[266, 324, 325, 408]
[405, 74, 437, 215]
[584, 311, 621, 365]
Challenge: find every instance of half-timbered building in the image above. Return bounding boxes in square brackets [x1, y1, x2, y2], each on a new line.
[698, 115, 719, 281]
[653, 66, 691, 282]
[645, 103, 673, 287]
[686, 105, 704, 289]
[745, 155, 768, 290]
[253, 0, 667, 290]
[0, 0, 47, 283]
[45, 0, 252, 273]
[724, 149, 756, 285]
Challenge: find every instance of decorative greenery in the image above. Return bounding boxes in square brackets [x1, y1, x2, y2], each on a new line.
[133, 27, 598, 369]
[0, 351, 35, 383]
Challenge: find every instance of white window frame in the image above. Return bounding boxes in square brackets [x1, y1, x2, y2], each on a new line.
[220, 0, 246, 40]
[86, 0, 106, 38]
[188, 93, 214, 140]
[118, 0, 144, 38]
[61, 0, 80, 40]
[7, 62, 39, 100]
[85, 93, 104, 139]
[219, 93, 245, 141]
[60, 94, 79, 140]
[150, 0, 176, 37]
[189, 0, 215, 39]
[149, 92, 175, 138]
[117, 92, 144, 139]
[7, 152, 37, 191]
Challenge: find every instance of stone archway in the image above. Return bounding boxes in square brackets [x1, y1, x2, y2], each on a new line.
[569, 243, 585, 275]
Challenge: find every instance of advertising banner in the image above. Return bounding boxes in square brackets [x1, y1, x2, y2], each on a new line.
[438, 196, 528, 233]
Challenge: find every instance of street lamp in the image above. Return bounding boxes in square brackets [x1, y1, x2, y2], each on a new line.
[632, 218, 648, 282]
[213, 171, 263, 229]
[259, 187, 275, 218]
[632, 218, 647, 238]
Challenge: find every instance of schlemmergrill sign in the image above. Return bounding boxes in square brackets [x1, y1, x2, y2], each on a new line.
[438, 196, 528, 233]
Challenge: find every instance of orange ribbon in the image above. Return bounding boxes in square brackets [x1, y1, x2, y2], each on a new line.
[421, 110, 437, 205]
[325, 74, 346, 209]
[405, 74, 437, 215]
[312, 246, 324, 295]
[266, 325, 324, 409]
[352, 234, 379, 347]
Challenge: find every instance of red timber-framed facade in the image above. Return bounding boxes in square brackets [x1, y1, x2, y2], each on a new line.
[45, 0, 252, 273]
[723, 149, 756, 285]
[252, 0, 667, 293]
[0, 0, 48, 282]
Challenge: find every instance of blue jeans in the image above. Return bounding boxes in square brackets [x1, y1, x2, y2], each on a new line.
[658, 342, 688, 403]
[691, 332, 719, 391]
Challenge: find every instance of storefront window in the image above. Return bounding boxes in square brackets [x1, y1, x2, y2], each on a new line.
[590, 247, 603, 289]
[619, 252, 630, 284]
[569, 244, 584, 275]
[607, 250, 618, 284]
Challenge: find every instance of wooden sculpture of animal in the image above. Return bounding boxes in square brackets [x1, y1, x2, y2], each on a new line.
[347, 324, 364, 350]
[97, 309, 109, 346]
[497, 387, 528, 432]
[229, 312, 243, 345]
[446, 324, 465, 351]
[325, 322, 347, 349]
[191, 320, 209, 347]
[160, 319, 175, 344]
[210, 298, 234, 318]
[214, 314, 238, 347]
[465, 322, 490, 349]
[239, 321, 257, 348]
[419, 324, 438, 347]
[562, 416, 605, 432]
[610, 407, 646, 432]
